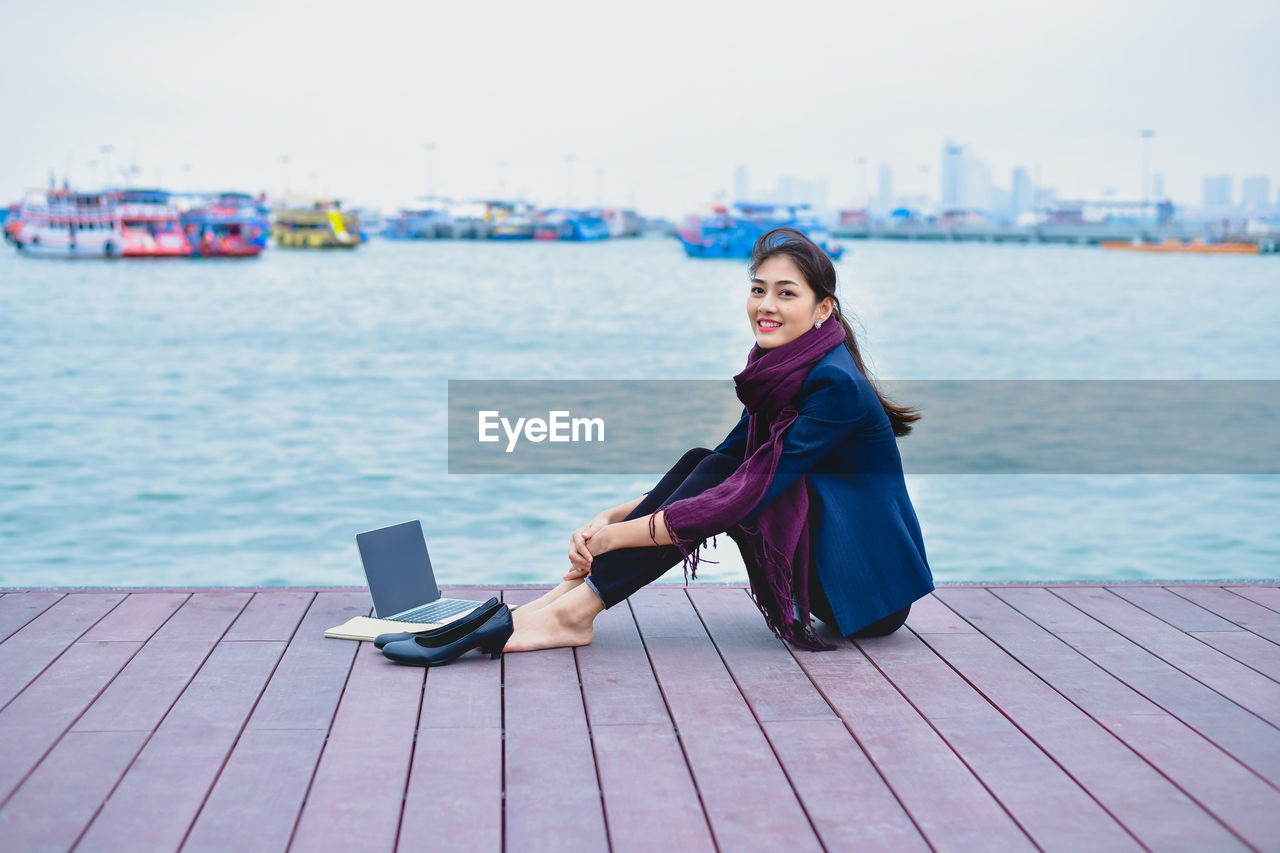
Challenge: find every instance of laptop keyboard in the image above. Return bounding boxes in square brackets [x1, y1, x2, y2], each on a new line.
[394, 598, 481, 624]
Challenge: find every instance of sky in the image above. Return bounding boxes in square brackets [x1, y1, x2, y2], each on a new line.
[1, 0, 1277, 218]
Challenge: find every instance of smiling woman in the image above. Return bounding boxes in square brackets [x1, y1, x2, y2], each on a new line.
[377, 226, 939, 665]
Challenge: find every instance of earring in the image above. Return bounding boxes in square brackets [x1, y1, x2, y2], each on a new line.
[815, 318, 824, 328]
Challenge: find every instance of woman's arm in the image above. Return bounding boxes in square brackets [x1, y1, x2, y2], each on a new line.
[588, 510, 674, 557]
[566, 493, 652, 575]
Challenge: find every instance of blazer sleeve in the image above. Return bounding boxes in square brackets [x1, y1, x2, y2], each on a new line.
[713, 406, 750, 460]
[740, 365, 864, 525]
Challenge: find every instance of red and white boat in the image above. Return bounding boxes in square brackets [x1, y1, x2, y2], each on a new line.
[116, 189, 193, 257]
[10, 188, 192, 258]
[10, 189, 123, 257]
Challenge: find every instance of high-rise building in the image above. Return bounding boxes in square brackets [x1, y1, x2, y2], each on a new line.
[771, 176, 827, 211]
[733, 165, 750, 202]
[1241, 175, 1271, 207]
[941, 140, 964, 209]
[1011, 166, 1033, 219]
[876, 163, 893, 215]
[1151, 173, 1165, 200]
[940, 139, 992, 212]
[1202, 175, 1233, 207]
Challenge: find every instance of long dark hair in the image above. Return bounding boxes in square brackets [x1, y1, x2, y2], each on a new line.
[749, 226, 921, 437]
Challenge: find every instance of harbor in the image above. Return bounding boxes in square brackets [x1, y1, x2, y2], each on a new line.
[1, 582, 1278, 850]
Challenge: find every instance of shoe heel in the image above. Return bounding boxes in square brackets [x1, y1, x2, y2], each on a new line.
[484, 642, 505, 660]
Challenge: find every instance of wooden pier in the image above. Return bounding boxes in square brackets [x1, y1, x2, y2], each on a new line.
[1, 582, 1278, 851]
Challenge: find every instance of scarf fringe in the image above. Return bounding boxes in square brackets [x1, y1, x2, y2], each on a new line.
[655, 496, 835, 652]
[649, 514, 721, 585]
[739, 527, 837, 652]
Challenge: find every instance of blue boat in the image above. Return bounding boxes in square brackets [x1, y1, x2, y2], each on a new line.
[382, 198, 452, 239]
[534, 208, 611, 241]
[677, 202, 844, 260]
[180, 192, 269, 257]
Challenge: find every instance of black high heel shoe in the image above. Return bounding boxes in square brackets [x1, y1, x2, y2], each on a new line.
[381, 605, 514, 666]
[373, 597, 503, 649]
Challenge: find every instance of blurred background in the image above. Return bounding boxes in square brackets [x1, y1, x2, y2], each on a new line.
[1, 0, 1277, 588]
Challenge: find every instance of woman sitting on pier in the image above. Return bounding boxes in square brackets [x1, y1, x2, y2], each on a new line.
[386, 226, 935, 662]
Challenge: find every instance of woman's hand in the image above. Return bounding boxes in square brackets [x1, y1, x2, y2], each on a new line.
[565, 514, 610, 580]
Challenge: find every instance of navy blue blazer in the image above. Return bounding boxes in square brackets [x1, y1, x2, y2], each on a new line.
[713, 344, 935, 635]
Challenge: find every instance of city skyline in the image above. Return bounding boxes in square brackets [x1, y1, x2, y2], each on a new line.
[2, 0, 1277, 219]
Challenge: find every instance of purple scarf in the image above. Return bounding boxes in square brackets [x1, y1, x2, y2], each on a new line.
[649, 320, 847, 651]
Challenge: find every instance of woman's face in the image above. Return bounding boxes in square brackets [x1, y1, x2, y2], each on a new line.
[748, 255, 833, 349]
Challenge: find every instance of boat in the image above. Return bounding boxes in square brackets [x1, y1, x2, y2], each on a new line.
[1100, 237, 1273, 254]
[487, 201, 536, 240]
[382, 198, 451, 239]
[9, 189, 125, 257]
[2, 203, 22, 244]
[113, 189, 193, 257]
[533, 208, 610, 241]
[272, 199, 361, 249]
[180, 192, 268, 257]
[677, 202, 844, 260]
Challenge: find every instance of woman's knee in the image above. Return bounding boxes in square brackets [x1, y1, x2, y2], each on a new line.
[691, 450, 740, 479]
[679, 447, 715, 462]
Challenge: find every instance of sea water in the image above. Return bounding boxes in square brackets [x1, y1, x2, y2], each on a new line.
[1, 237, 1277, 587]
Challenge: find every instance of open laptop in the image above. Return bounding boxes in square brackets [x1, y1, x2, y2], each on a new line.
[356, 520, 486, 624]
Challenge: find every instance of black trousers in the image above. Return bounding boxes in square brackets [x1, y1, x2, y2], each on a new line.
[584, 447, 911, 639]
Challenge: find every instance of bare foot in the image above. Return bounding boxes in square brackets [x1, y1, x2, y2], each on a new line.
[512, 578, 585, 629]
[504, 600, 595, 652]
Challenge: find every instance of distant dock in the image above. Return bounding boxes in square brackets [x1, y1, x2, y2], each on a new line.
[833, 221, 1280, 250]
[1, 581, 1278, 850]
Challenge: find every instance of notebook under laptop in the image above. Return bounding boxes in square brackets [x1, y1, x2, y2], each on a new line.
[356, 520, 485, 624]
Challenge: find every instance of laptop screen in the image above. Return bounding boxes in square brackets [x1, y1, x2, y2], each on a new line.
[355, 520, 442, 618]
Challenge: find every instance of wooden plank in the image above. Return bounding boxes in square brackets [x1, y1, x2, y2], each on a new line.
[591, 723, 716, 853]
[972, 588, 1179, 718]
[788, 632, 1035, 852]
[150, 591, 251, 641]
[399, 727, 503, 853]
[502, 587, 609, 852]
[1052, 586, 1280, 728]
[291, 642, 423, 851]
[562, 590, 713, 851]
[0, 640, 140, 803]
[919, 598, 1255, 852]
[859, 627, 1144, 851]
[75, 640, 285, 850]
[80, 592, 188, 642]
[1226, 585, 1280, 612]
[629, 588, 826, 852]
[223, 589, 314, 641]
[1105, 586, 1241, 632]
[397, 588, 504, 851]
[1093, 712, 1280, 852]
[416, 588, 502, 729]
[1189, 630, 1280, 681]
[903, 592, 980, 634]
[184, 729, 328, 853]
[246, 590, 368, 730]
[73, 593, 251, 732]
[689, 587, 836, 721]
[763, 718, 930, 851]
[993, 586, 1111, 633]
[987, 588, 1280, 788]
[1168, 585, 1280, 644]
[575, 587, 672, 726]
[1057, 629, 1280, 786]
[0, 592, 124, 708]
[0, 591, 63, 642]
[0, 731, 147, 852]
